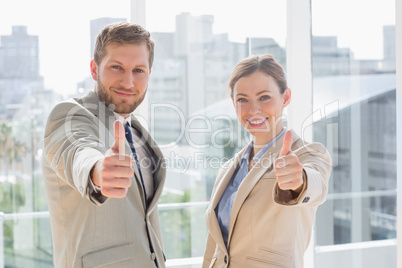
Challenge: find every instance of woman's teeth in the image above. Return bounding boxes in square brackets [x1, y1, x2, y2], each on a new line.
[249, 119, 266, 125]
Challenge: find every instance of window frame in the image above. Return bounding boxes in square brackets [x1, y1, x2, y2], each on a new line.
[396, 0, 402, 266]
[133, 0, 402, 267]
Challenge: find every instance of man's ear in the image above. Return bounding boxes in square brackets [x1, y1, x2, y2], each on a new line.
[283, 88, 291, 108]
[149, 68, 152, 75]
[90, 59, 98, 81]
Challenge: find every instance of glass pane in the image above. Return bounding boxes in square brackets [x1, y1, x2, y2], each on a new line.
[311, 0, 396, 267]
[0, 0, 130, 265]
[146, 0, 287, 262]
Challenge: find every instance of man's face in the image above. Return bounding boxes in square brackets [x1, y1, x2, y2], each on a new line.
[91, 43, 151, 117]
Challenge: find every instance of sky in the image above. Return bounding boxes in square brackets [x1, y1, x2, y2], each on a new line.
[0, 0, 396, 97]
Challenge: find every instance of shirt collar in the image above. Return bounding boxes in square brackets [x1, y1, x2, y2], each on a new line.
[241, 128, 287, 165]
[114, 113, 131, 127]
[253, 128, 287, 163]
[241, 142, 254, 163]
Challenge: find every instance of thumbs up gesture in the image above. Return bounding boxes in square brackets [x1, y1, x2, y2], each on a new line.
[274, 130, 304, 191]
[91, 120, 134, 198]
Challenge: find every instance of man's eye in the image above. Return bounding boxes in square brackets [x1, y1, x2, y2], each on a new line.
[112, 65, 121, 70]
[134, 69, 144, 73]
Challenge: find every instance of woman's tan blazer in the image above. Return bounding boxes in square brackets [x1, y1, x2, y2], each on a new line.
[203, 130, 332, 268]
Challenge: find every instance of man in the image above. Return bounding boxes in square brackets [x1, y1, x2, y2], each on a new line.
[42, 22, 166, 268]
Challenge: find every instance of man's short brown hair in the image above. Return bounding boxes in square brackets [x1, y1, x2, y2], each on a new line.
[94, 22, 155, 68]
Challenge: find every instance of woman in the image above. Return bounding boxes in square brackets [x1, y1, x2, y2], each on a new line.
[203, 54, 331, 268]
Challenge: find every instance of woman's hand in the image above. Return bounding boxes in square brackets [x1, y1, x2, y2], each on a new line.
[274, 130, 304, 192]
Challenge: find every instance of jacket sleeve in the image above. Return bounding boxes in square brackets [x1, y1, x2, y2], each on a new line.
[43, 100, 110, 204]
[274, 142, 332, 206]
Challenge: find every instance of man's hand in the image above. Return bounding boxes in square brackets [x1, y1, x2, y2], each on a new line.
[274, 130, 304, 191]
[92, 120, 134, 198]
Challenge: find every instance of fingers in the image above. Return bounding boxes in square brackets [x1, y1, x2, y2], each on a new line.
[279, 130, 292, 157]
[276, 174, 303, 191]
[100, 149, 135, 198]
[101, 186, 129, 198]
[102, 176, 132, 189]
[274, 154, 301, 176]
[275, 161, 303, 191]
[112, 120, 125, 155]
[103, 154, 134, 168]
[275, 146, 304, 191]
[99, 120, 140, 198]
[102, 154, 134, 179]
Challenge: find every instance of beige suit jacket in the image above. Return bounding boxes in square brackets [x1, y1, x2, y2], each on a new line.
[203, 130, 331, 268]
[42, 91, 166, 268]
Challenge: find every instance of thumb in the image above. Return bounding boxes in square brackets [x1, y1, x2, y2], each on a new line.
[112, 120, 125, 155]
[279, 130, 292, 157]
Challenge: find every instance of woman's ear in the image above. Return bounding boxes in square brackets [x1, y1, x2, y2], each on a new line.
[90, 59, 98, 81]
[283, 88, 291, 108]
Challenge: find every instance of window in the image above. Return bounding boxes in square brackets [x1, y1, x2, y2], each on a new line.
[0, 1, 130, 266]
[146, 0, 287, 261]
[1, 0, 400, 267]
[311, 0, 397, 267]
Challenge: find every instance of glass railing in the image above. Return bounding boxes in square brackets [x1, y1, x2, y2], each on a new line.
[0, 202, 208, 268]
[0, 198, 397, 268]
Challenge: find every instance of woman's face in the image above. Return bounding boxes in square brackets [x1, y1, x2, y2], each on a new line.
[232, 71, 291, 140]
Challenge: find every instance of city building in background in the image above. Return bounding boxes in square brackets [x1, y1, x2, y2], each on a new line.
[75, 17, 127, 98]
[0, 25, 61, 267]
[0, 1, 398, 266]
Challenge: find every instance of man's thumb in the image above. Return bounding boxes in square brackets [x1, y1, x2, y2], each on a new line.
[112, 120, 125, 155]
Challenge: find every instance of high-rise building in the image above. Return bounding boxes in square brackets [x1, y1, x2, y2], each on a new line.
[174, 12, 214, 57]
[73, 17, 127, 98]
[312, 36, 352, 76]
[314, 80, 396, 246]
[0, 26, 47, 119]
[246, 37, 286, 69]
[0, 26, 39, 80]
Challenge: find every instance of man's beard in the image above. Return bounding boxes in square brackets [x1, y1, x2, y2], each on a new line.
[96, 80, 146, 114]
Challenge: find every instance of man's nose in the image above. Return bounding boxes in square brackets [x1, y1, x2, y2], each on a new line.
[120, 71, 135, 89]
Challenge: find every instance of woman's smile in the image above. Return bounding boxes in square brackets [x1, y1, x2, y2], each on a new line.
[247, 117, 268, 127]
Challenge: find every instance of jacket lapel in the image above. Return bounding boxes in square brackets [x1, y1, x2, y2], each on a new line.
[226, 129, 301, 246]
[227, 141, 280, 246]
[78, 90, 116, 148]
[205, 148, 245, 252]
[130, 115, 166, 215]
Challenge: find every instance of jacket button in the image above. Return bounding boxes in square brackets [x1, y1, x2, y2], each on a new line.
[224, 255, 227, 264]
[151, 252, 156, 261]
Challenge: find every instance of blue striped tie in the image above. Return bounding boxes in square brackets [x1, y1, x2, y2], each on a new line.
[124, 122, 147, 199]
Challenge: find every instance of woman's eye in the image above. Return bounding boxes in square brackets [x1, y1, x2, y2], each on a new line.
[237, 98, 247, 103]
[112, 65, 121, 70]
[260, 95, 270, 101]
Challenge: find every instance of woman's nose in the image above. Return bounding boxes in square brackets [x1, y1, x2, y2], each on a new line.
[249, 101, 261, 115]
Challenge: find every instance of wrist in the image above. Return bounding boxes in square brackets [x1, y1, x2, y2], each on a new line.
[90, 160, 102, 187]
